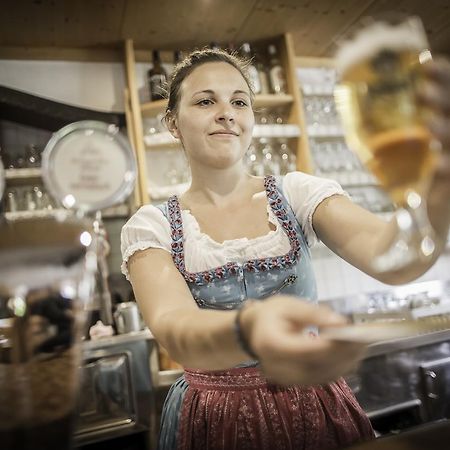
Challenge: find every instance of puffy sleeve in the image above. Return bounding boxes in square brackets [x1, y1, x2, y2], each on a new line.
[282, 171, 349, 247]
[120, 204, 172, 280]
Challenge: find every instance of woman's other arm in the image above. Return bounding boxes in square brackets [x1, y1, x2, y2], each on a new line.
[313, 58, 450, 284]
[313, 193, 449, 285]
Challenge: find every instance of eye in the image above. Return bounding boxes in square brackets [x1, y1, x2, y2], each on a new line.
[196, 98, 214, 106]
[232, 99, 249, 108]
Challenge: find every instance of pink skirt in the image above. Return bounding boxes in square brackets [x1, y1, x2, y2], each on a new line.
[170, 366, 375, 450]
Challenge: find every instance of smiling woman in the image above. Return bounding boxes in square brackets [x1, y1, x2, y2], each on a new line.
[120, 47, 450, 450]
[121, 48, 374, 450]
[164, 54, 255, 172]
[167, 62, 254, 171]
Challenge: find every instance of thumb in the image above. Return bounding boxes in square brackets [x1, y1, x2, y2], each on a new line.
[277, 297, 347, 328]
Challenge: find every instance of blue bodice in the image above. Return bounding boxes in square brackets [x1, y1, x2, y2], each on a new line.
[158, 176, 318, 309]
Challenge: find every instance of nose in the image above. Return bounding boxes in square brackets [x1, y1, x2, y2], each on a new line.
[215, 105, 234, 123]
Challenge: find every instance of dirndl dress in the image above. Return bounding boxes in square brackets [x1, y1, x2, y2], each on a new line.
[156, 175, 374, 450]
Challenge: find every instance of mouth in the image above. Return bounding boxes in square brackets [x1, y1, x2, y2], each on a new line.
[209, 130, 239, 136]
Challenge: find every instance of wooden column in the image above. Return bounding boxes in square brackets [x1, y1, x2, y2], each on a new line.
[281, 33, 313, 174]
[124, 39, 150, 206]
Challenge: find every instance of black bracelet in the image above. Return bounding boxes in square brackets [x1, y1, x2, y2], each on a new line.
[234, 301, 258, 360]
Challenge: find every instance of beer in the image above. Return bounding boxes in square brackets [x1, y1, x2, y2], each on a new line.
[334, 17, 437, 206]
[366, 127, 435, 205]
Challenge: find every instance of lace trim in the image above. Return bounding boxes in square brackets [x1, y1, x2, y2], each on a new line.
[183, 203, 280, 248]
[167, 175, 301, 285]
[121, 240, 170, 280]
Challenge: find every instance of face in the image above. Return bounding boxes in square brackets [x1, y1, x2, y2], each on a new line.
[168, 61, 255, 170]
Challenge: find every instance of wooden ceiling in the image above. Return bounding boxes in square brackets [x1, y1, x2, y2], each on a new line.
[0, 0, 449, 58]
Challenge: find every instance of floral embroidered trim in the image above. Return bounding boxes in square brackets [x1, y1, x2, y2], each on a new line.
[184, 367, 267, 389]
[167, 175, 301, 285]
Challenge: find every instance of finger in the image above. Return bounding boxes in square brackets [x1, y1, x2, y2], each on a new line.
[429, 152, 450, 198]
[428, 116, 450, 149]
[423, 57, 450, 86]
[417, 81, 450, 116]
[261, 331, 366, 363]
[433, 152, 450, 178]
[274, 296, 348, 327]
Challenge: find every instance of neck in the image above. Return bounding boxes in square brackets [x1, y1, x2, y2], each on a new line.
[186, 162, 254, 207]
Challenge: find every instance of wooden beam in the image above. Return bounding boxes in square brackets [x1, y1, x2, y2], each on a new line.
[124, 88, 141, 210]
[281, 33, 313, 174]
[0, 46, 123, 62]
[124, 39, 150, 206]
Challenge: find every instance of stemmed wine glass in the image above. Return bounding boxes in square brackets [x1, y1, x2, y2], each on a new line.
[334, 15, 440, 273]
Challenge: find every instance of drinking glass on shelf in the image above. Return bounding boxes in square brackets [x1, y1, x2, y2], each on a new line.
[253, 138, 268, 176]
[143, 117, 159, 136]
[278, 139, 296, 175]
[25, 145, 42, 168]
[334, 15, 439, 273]
[5, 189, 19, 212]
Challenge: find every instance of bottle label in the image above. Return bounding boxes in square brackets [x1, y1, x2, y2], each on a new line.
[269, 66, 286, 94]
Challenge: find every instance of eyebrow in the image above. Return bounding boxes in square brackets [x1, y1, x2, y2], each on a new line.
[191, 89, 251, 98]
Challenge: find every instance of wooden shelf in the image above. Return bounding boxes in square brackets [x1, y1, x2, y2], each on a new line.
[4, 204, 130, 220]
[143, 124, 300, 150]
[140, 99, 167, 117]
[143, 131, 180, 149]
[140, 94, 295, 118]
[5, 167, 42, 180]
[253, 94, 294, 109]
[4, 209, 67, 220]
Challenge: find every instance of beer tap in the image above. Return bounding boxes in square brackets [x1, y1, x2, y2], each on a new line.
[0, 158, 6, 224]
[92, 211, 114, 326]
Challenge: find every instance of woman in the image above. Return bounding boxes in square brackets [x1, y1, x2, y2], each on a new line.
[121, 49, 450, 449]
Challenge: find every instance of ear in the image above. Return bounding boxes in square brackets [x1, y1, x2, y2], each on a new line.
[166, 112, 180, 139]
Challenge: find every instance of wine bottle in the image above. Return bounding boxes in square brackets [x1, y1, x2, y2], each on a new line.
[147, 50, 168, 101]
[267, 44, 287, 94]
[240, 42, 262, 94]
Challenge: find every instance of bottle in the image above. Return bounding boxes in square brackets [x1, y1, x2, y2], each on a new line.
[226, 42, 237, 54]
[174, 50, 183, 65]
[171, 50, 183, 78]
[278, 138, 296, 174]
[267, 44, 287, 94]
[240, 43, 262, 94]
[254, 51, 270, 95]
[147, 50, 168, 101]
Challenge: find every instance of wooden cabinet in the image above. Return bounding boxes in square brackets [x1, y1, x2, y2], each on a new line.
[123, 33, 314, 207]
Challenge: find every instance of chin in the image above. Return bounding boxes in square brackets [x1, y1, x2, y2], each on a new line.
[201, 149, 244, 168]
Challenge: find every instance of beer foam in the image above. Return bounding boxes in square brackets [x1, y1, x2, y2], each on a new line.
[335, 16, 429, 76]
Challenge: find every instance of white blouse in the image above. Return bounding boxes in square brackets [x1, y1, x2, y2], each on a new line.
[121, 172, 348, 280]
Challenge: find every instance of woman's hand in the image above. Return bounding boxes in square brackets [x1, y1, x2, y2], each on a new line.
[420, 57, 450, 239]
[240, 296, 367, 386]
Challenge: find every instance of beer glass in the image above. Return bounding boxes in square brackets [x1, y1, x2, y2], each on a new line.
[0, 216, 96, 450]
[334, 16, 439, 272]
